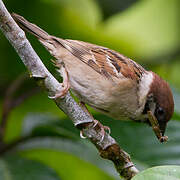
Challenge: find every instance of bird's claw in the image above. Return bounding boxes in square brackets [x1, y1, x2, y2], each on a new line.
[80, 130, 87, 139]
[79, 120, 111, 142]
[48, 62, 70, 99]
[93, 120, 111, 142]
[48, 82, 70, 99]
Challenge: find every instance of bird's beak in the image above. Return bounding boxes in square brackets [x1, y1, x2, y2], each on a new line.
[158, 120, 167, 136]
[147, 111, 168, 143]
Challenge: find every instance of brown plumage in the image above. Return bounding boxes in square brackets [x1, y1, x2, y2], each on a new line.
[12, 13, 174, 142]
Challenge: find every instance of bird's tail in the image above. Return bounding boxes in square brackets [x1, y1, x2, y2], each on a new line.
[12, 13, 50, 40]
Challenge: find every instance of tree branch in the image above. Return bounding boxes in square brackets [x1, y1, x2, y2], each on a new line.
[0, 0, 139, 179]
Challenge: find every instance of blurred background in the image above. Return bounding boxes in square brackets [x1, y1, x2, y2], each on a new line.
[0, 0, 180, 179]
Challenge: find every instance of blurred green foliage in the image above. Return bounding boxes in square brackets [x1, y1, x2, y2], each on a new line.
[0, 0, 180, 179]
[132, 166, 180, 180]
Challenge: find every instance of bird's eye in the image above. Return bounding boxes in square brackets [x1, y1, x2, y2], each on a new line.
[157, 107, 164, 116]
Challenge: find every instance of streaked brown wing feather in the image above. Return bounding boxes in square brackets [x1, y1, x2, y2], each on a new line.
[12, 13, 145, 83]
[60, 39, 145, 81]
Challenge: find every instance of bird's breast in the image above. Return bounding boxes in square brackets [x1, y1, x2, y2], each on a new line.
[60, 54, 142, 120]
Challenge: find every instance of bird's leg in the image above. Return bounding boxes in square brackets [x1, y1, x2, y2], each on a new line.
[49, 60, 70, 99]
[79, 101, 111, 141]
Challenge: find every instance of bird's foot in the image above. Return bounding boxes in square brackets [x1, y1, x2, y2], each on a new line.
[80, 119, 111, 142]
[93, 119, 111, 142]
[78, 102, 111, 142]
[48, 63, 70, 99]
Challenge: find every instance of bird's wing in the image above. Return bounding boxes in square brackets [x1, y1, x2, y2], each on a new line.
[58, 39, 146, 82]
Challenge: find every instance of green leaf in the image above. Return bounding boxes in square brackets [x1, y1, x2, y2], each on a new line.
[0, 154, 60, 180]
[104, 0, 179, 59]
[16, 137, 118, 179]
[20, 149, 116, 180]
[22, 113, 78, 140]
[4, 93, 67, 142]
[42, 0, 102, 28]
[132, 166, 180, 180]
[172, 89, 180, 115]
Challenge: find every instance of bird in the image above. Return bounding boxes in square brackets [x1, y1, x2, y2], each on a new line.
[12, 13, 174, 143]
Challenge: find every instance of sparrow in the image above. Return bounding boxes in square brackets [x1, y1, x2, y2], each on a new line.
[12, 13, 174, 142]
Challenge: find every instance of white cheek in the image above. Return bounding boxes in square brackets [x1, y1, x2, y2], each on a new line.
[138, 72, 154, 107]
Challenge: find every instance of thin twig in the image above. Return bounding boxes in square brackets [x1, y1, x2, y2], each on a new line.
[0, 73, 39, 141]
[2, 74, 27, 122]
[0, 1, 139, 179]
[1, 73, 28, 140]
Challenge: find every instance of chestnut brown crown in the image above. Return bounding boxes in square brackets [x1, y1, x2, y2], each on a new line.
[148, 72, 174, 135]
